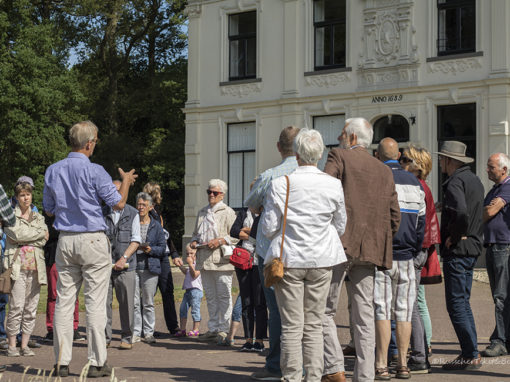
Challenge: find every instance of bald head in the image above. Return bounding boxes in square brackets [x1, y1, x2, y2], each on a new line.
[377, 138, 399, 162]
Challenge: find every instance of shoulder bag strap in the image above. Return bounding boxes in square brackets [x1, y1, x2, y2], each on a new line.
[9, 247, 21, 269]
[279, 175, 290, 261]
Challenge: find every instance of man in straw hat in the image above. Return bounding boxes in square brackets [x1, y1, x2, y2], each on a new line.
[436, 140, 484, 371]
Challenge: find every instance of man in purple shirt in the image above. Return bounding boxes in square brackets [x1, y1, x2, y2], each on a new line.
[43, 121, 137, 378]
[483, 152, 510, 358]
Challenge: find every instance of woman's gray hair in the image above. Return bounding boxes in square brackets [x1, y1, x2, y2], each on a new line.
[69, 121, 98, 150]
[208, 179, 228, 194]
[344, 117, 373, 148]
[136, 192, 153, 206]
[293, 128, 324, 165]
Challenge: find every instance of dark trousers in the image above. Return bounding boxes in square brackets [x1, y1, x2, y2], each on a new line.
[235, 265, 268, 340]
[443, 256, 478, 358]
[486, 244, 510, 346]
[0, 293, 8, 338]
[158, 256, 179, 332]
[257, 255, 282, 375]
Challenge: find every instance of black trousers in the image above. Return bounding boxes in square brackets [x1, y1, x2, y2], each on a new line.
[158, 256, 179, 332]
[235, 265, 268, 340]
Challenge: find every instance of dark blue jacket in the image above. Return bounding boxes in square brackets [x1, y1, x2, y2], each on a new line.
[137, 216, 166, 275]
[386, 161, 426, 261]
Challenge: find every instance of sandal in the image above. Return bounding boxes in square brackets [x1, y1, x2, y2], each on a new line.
[375, 367, 391, 380]
[187, 330, 200, 337]
[395, 366, 411, 379]
[218, 338, 235, 346]
[174, 330, 187, 337]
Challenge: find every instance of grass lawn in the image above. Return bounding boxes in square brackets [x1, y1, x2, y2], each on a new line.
[36, 284, 239, 314]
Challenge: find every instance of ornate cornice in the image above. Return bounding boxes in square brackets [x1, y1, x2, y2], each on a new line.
[427, 57, 483, 75]
[304, 72, 351, 88]
[220, 82, 262, 98]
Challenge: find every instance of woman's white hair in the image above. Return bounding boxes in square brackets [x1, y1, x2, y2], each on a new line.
[208, 179, 228, 193]
[344, 117, 373, 148]
[136, 192, 153, 206]
[293, 128, 325, 165]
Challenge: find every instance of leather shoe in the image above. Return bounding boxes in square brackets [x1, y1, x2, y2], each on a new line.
[442, 354, 481, 370]
[321, 371, 346, 382]
[53, 364, 69, 377]
[342, 345, 356, 356]
[87, 363, 112, 378]
[482, 342, 508, 357]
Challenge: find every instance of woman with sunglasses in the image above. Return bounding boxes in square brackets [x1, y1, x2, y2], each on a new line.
[399, 145, 441, 372]
[187, 179, 238, 345]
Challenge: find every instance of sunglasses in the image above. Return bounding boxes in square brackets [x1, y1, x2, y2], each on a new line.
[206, 189, 223, 197]
[399, 156, 413, 164]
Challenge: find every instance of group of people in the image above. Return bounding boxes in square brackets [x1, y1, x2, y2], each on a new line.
[188, 118, 509, 382]
[0, 117, 508, 382]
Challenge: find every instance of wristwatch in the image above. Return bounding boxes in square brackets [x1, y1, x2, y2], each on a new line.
[122, 255, 128, 260]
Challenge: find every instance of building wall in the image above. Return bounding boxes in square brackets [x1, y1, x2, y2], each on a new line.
[183, 0, 510, 247]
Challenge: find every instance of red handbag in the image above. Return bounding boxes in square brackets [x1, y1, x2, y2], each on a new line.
[229, 247, 253, 270]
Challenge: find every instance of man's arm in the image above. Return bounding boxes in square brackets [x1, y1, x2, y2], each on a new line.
[324, 149, 343, 179]
[0, 185, 15, 227]
[444, 179, 469, 244]
[484, 197, 506, 222]
[113, 168, 138, 211]
[389, 184, 401, 237]
[244, 173, 270, 212]
[113, 242, 139, 271]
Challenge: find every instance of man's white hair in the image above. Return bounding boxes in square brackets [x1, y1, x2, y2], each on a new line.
[495, 153, 510, 175]
[209, 179, 228, 194]
[344, 117, 373, 148]
[293, 128, 324, 165]
[69, 121, 98, 150]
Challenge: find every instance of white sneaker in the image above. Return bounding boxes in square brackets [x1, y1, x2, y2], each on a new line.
[132, 335, 141, 344]
[20, 347, 35, 357]
[7, 346, 19, 357]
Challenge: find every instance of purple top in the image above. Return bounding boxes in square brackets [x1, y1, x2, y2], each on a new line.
[182, 262, 202, 291]
[484, 176, 510, 245]
[43, 152, 121, 232]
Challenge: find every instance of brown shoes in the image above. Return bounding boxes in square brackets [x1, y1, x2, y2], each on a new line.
[442, 354, 482, 370]
[342, 345, 356, 356]
[119, 342, 132, 350]
[321, 371, 346, 382]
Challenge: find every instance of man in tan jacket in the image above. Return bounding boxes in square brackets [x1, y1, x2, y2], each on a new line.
[322, 118, 400, 382]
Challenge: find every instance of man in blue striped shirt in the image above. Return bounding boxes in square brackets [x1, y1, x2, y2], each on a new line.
[244, 126, 300, 381]
[374, 138, 425, 380]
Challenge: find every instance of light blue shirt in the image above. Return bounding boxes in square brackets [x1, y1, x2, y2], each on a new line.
[43, 152, 122, 232]
[244, 156, 298, 258]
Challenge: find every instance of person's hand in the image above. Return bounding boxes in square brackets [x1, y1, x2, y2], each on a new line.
[207, 238, 222, 250]
[118, 168, 138, 186]
[173, 257, 184, 267]
[114, 257, 127, 271]
[445, 237, 452, 249]
[44, 231, 49, 241]
[189, 241, 198, 250]
[143, 245, 152, 253]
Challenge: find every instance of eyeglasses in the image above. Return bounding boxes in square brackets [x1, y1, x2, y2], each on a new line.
[206, 190, 223, 197]
[399, 156, 413, 164]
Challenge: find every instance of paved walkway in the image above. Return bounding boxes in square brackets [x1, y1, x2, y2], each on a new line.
[0, 270, 508, 381]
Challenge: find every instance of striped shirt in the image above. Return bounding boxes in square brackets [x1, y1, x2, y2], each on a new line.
[244, 156, 298, 259]
[0, 184, 15, 227]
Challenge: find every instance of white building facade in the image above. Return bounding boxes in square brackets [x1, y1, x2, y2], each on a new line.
[183, 0, 510, 245]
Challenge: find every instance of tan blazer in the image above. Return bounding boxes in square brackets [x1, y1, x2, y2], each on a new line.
[191, 203, 238, 271]
[324, 146, 400, 269]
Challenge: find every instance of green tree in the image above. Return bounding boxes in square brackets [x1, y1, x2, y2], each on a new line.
[0, 0, 84, 205]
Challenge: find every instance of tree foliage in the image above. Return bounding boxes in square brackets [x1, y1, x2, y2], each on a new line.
[0, 0, 188, 245]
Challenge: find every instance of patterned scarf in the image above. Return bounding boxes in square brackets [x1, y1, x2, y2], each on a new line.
[196, 201, 224, 244]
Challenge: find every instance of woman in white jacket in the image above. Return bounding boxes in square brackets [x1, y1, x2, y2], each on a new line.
[262, 129, 347, 382]
[3, 181, 48, 357]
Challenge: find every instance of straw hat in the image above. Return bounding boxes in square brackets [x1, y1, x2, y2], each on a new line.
[435, 141, 474, 164]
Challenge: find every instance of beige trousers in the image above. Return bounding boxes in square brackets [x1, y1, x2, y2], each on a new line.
[54, 232, 111, 367]
[6, 270, 40, 336]
[274, 267, 332, 382]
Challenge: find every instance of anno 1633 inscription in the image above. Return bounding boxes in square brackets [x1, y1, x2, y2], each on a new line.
[372, 94, 403, 103]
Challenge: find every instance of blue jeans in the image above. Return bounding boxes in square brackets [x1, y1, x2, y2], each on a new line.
[180, 288, 203, 322]
[486, 244, 510, 346]
[0, 293, 7, 339]
[258, 255, 282, 375]
[232, 294, 242, 323]
[443, 256, 478, 358]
